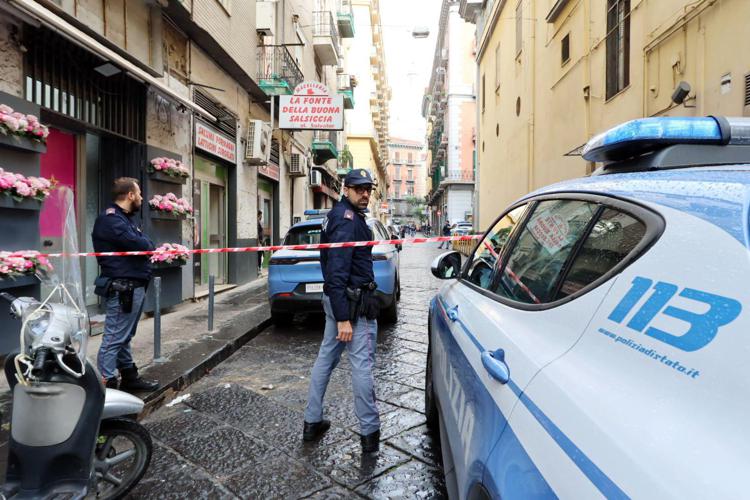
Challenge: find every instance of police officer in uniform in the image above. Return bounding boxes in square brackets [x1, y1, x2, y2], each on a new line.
[92, 177, 158, 392]
[303, 169, 381, 453]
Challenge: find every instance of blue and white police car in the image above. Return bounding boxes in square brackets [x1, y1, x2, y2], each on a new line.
[426, 116, 750, 499]
[268, 210, 401, 325]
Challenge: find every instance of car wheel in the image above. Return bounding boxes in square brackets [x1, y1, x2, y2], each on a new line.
[380, 290, 398, 324]
[425, 323, 439, 434]
[271, 311, 293, 326]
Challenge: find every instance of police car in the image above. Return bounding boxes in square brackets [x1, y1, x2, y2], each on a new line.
[426, 116, 750, 499]
[268, 210, 401, 325]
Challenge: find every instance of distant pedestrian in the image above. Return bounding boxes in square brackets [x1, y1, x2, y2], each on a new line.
[438, 220, 451, 249]
[257, 210, 264, 275]
[92, 177, 158, 393]
[303, 169, 382, 453]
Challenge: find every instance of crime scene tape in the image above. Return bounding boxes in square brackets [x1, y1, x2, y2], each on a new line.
[39, 234, 484, 259]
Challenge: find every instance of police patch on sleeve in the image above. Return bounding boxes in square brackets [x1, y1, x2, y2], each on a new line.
[106, 208, 116, 215]
[344, 210, 354, 220]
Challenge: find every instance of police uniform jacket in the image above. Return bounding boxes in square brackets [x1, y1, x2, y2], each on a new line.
[321, 196, 375, 321]
[92, 204, 155, 282]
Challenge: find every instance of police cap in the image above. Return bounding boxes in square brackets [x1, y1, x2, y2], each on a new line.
[344, 169, 374, 187]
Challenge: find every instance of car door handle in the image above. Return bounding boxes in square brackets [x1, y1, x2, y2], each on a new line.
[447, 304, 459, 322]
[481, 349, 510, 384]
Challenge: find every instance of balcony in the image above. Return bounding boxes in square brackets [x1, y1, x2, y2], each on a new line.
[337, 0, 355, 38]
[337, 74, 355, 109]
[440, 170, 474, 186]
[257, 45, 303, 96]
[312, 130, 339, 165]
[314, 11, 341, 66]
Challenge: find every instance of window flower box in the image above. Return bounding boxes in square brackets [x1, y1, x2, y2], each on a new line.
[0, 273, 40, 290]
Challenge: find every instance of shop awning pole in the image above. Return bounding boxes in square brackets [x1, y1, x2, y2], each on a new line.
[10, 0, 217, 123]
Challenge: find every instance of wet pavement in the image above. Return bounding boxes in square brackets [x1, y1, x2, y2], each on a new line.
[132, 241, 449, 499]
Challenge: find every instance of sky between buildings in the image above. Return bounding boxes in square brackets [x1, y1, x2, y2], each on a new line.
[381, 0, 443, 143]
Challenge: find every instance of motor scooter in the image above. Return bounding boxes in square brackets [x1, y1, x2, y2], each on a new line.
[1, 188, 152, 499]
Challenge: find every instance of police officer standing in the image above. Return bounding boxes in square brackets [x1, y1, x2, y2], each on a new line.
[303, 169, 381, 453]
[92, 177, 159, 392]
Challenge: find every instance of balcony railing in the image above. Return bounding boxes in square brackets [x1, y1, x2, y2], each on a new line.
[441, 170, 475, 183]
[312, 130, 339, 165]
[313, 11, 341, 66]
[257, 45, 303, 96]
[337, 0, 355, 38]
[337, 74, 355, 109]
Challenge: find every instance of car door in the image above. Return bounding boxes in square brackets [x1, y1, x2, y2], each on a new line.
[430, 203, 529, 498]
[506, 199, 749, 499]
[434, 197, 624, 499]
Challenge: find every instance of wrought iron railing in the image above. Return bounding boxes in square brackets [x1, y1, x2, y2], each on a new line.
[256, 45, 303, 92]
[314, 11, 341, 58]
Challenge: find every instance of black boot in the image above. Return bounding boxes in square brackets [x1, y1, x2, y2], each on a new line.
[104, 378, 119, 389]
[361, 430, 380, 453]
[303, 420, 331, 441]
[119, 365, 159, 392]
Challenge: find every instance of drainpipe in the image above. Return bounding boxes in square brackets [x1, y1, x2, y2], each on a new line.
[527, 0, 536, 193]
[584, 0, 592, 140]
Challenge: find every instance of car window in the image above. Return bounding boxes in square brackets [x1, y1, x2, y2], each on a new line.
[493, 200, 598, 304]
[556, 208, 646, 298]
[284, 226, 322, 245]
[464, 204, 528, 289]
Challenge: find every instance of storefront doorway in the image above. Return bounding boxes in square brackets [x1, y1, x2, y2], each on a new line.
[194, 155, 228, 291]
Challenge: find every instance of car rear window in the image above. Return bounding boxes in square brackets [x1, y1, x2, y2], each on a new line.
[557, 209, 646, 298]
[284, 226, 322, 245]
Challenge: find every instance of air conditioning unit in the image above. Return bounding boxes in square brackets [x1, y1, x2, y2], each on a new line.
[288, 152, 308, 176]
[245, 120, 271, 165]
[310, 169, 322, 187]
[256, 2, 274, 36]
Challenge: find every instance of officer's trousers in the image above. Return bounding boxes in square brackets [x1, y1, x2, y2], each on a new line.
[97, 287, 146, 380]
[305, 294, 380, 435]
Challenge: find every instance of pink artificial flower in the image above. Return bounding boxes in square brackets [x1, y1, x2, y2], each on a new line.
[0, 104, 13, 114]
[14, 180, 32, 197]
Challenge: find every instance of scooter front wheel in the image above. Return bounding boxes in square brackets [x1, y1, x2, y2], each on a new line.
[90, 418, 153, 499]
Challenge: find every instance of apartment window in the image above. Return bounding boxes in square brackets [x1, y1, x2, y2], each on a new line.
[395, 151, 401, 162]
[515, 1, 523, 58]
[395, 186, 400, 198]
[395, 166, 401, 180]
[408, 152, 414, 163]
[495, 43, 501, 91]
[606, 0, 630, 99]
[408, 168, 413, 181]
[561, 33, 570, 66]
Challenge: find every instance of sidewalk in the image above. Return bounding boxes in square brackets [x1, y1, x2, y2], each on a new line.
[0, 277, 272, 413]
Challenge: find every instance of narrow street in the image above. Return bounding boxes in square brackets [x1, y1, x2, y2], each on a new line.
[132, 243, 449, 499]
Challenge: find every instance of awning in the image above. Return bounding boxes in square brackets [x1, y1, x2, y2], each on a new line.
[10, 0, 216, 122]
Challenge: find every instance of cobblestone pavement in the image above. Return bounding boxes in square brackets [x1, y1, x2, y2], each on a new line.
[131, 242, 449, 499]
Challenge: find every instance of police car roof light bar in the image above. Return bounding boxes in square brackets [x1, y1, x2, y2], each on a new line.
[582, 117, 728, 163]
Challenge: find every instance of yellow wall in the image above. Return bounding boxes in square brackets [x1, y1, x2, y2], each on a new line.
[476, 0, 749, 228]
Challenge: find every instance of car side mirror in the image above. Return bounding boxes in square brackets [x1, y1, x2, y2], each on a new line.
[431, 251, 461, 279]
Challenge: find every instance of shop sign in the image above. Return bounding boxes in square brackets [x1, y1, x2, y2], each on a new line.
[279, 81, 344, 131]
[258, 163, 280, 181]
[196, 121, 236, 163]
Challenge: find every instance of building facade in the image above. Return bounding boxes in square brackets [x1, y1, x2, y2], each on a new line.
[0, 0, 361, 316]
[463, 0, 750, 228]
[386, 138, 426, 224]
[345, 0, 390, 219]
[424, 0, 476, 230]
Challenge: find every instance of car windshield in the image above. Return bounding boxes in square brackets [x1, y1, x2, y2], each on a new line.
[284, 225, 322, 245]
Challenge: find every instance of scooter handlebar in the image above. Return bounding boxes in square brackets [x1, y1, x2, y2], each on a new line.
[31, 348, 50, 378]
[0, 292, 16, 303]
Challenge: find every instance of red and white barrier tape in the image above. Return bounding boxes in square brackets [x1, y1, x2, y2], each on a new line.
[40, 234, 484, 259]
